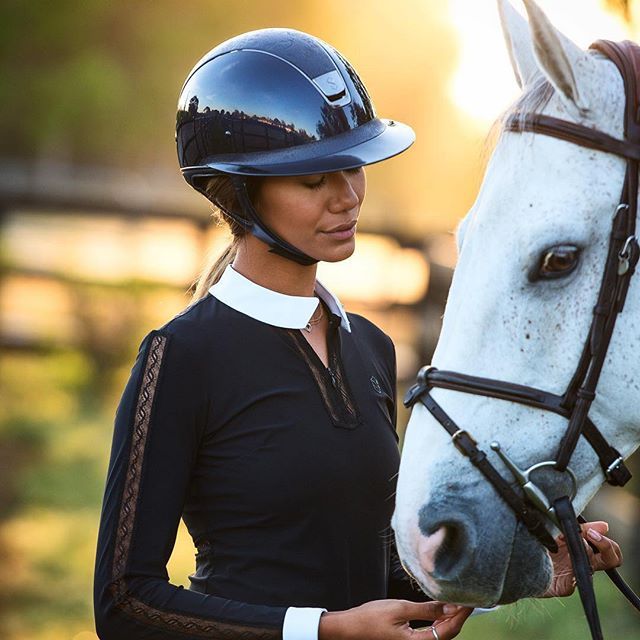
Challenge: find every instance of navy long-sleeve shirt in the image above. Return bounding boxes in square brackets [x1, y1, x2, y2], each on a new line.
[94, 267, 424, 640]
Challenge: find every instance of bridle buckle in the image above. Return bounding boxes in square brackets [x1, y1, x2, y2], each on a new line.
[618, 235, 638, 275]
[451, 429, 479, 457]
[605, 455, 625, 481]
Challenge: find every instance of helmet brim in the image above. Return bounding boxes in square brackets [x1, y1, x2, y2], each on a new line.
[181, 118, 414, 179]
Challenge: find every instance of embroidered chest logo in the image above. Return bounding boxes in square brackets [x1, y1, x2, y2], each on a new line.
[370, 375, 383, 394]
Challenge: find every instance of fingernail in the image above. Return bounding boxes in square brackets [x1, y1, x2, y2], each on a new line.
[587, 529, 602, 542]
[443, 605, 460, 615]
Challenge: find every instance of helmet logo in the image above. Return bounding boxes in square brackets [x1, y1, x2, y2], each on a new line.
[312, 70, 350, 107]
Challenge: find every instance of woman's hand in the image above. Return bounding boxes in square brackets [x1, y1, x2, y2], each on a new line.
[543, 520, 623, 598]
[318, 599, 474, 640]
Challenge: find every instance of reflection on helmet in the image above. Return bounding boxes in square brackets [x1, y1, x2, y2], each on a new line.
[176, 28, 415, 265]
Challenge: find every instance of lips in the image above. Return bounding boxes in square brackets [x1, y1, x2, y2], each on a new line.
[323, 220, 357, 233]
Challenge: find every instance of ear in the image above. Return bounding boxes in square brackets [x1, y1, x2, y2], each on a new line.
[522, 0, 597, 115]
[497, 0, 539, 89]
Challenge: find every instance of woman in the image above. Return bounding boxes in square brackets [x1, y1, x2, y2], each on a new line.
[93, 28, 622, 640]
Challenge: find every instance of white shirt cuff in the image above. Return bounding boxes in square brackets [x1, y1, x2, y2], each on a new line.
[283, 607, 327, 640]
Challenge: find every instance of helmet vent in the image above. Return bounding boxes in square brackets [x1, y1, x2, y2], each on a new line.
[312, 70, 350, 107]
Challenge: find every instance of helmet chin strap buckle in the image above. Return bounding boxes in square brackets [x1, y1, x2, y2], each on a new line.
[230, 177, 318, 266]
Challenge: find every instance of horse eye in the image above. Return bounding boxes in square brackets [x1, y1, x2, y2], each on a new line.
[534, 245, 581, 280]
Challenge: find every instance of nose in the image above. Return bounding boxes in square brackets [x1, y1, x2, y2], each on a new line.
[328, 170, 361, 213]
[417, 505, 477, 580]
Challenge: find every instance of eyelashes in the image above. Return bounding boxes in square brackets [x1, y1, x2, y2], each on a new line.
[304, 167, 363, 190]
[306, 175, 327, 190]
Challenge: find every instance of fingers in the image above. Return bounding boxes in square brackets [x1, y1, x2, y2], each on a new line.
[580, 520, 608, 536]
[584, 528, 623, 570]
[412, 607, 473, 639]
[556, 520, 622, 570]
[556, 521, 607, 547]
[397, 600, 447, 622]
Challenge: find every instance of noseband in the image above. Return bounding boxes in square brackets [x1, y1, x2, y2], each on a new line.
[405, 40, 640, 639]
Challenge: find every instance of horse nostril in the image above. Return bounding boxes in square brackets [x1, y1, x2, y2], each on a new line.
[435, 522, 467, 576]
[418, 509, 474, 579]
[417, 526, 446, 573]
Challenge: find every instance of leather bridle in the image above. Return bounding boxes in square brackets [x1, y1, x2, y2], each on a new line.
[404, 40, 640, 639]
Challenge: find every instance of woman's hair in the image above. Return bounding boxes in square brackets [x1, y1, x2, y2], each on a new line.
[190, 177, 259, 300]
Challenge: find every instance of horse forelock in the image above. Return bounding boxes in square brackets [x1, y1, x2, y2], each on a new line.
[501, 75, 555, 127]
[496, 50, 624, 139]
[478, 76, 554, 173]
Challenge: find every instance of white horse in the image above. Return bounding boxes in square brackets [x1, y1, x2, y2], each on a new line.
[393, 0, 640, 606]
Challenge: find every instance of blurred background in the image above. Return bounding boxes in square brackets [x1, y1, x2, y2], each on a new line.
[1, 1, 638, 638]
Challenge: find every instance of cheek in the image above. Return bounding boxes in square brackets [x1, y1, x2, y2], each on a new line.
[351, 173, 366, 204]
[256, 190, 299, 220]
[257, 192, 323, 236]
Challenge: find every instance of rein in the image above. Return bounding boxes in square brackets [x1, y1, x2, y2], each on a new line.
[404, 40, 640, 640]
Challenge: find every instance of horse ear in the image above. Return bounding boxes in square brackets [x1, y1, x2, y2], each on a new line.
[521, 0, 597, 115]
[497, 0, 539, 89]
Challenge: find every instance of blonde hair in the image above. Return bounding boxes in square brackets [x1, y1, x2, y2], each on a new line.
[190, 176, 259, 300]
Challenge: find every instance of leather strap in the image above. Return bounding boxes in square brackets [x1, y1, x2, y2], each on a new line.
[555, 497, 603, 640]
[582, 421, 631, 486]
[230, 176, 318, 266]
[411, 368, 631, 486]
[591, 41, 640, 140]
[556, 195, 638, 469]
[504, 113, 640, 160]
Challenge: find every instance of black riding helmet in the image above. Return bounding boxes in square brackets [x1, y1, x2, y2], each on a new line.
[176, 28, 415, 265]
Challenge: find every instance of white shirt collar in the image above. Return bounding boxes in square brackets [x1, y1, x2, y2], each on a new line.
[209, 265, 351, 332]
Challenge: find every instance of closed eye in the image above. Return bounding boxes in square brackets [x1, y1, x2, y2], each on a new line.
[304, 175, 326, 189]
[304, 167, 362, 190]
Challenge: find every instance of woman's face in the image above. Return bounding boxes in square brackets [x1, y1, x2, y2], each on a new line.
[253, 167, 366, 263]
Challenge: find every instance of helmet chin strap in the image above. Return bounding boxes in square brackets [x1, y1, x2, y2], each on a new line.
[230, 177, 318, 266]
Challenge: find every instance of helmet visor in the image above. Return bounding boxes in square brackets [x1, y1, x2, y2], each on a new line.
[182, 118, 414, 178]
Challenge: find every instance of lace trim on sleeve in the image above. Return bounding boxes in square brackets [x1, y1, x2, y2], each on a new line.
[112, 333, 167, 583]
[109, 332, 279, 638]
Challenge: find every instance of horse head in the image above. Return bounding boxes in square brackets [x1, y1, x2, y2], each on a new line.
[393, 0, 640, 606]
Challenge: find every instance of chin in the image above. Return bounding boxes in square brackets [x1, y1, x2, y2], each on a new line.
[320, 241, 356, 263]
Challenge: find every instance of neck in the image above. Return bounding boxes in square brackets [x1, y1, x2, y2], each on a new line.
[232, 235, 318, 297]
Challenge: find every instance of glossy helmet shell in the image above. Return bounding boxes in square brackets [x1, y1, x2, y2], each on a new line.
[176, 28, 415, 182]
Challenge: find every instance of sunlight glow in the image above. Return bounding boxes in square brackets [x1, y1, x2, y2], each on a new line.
[318, 233, 429, 306]
[3, 213, 205, 285]
[448, 0, 631, 127]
